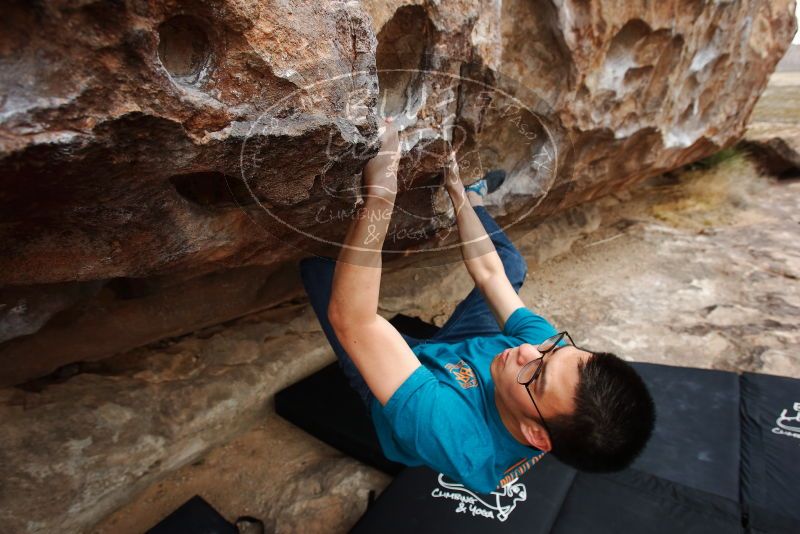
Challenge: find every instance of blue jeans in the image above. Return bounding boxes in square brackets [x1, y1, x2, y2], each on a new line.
[299, 206, 528, 407]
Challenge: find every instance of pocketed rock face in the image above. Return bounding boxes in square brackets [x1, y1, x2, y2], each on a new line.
[0, 0, 378, 286]
[0, 0, 381, 385]
[0, 1, 796, 380]
[493, 0, 798, 212]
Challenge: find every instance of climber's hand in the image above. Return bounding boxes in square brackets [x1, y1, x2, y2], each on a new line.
[443, 149, 470, 214]
[444, 150, 464, 195]
[363, 117, 400, 199]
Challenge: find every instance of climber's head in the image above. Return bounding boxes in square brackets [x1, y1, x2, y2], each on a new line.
[491, 336, 655, 472]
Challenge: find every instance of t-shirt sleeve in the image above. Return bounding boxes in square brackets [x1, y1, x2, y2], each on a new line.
[502, 307, 559, 345]
[377, 366, 498, 494]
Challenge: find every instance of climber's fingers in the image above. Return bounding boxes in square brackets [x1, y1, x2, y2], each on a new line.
[444, 149, 462, 188]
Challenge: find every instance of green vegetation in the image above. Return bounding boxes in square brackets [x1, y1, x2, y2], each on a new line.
[685, 147, 741, 171]
[650, 150, 765, 230]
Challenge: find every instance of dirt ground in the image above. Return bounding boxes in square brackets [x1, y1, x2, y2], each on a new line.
[94, 77, 800, 533]
[518, 156, 799, 376]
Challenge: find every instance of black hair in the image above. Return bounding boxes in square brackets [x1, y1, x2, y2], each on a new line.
[546, 352, 656, 472]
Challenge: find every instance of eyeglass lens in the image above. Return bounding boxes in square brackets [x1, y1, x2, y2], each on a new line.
[517, 333, 570, 384]
[538, 332, 571, 352]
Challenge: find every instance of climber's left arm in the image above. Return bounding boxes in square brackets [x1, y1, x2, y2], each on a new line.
[444, 151, 524, 330]
[328, 118, 421, 406]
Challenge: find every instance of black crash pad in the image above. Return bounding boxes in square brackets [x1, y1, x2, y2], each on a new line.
[740, 372, 800, 533]
[352, 459, 577, 534]
[275, 361, 403, 475]
[629, 363, 741, 502]
[274, 313, 432, 476]
[549, 468, 742, 534]
[276, 361, 745, 497]
[275, 319, 800, 532]
[351, 462, 742, 534]
[146, 495, 237, 534]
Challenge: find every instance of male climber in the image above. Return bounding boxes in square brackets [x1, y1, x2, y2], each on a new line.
[299, 117, 655, 494]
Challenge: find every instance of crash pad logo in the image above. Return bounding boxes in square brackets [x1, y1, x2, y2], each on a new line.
[772, 402, 800, 440]
[445, 360, 477, 389]
[430, 474, 526, 522]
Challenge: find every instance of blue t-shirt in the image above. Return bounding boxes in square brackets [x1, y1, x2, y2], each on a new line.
[369, 307, 559, 494]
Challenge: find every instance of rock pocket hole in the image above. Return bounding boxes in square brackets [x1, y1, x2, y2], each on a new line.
[158, 15, 213, 85]
[170, 172, 256, 209]
[106, 277, 158, 300]
[608, 19, 652, 58]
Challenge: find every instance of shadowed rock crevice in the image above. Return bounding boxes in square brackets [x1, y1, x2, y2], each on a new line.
[169, 171, 257, 209]
[0, 262, 305, 388]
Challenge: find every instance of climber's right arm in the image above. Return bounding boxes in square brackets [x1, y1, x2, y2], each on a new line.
[328, 118, 421, 406]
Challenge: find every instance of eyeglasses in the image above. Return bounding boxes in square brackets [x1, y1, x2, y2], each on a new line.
[515, 332, 581, 437]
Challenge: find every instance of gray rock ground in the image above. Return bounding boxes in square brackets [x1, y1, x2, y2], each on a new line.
[520, 158, 799, 377]
[93, 413, 388, 534]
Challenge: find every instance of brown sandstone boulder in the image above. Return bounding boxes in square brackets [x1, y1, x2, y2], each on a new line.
[0, 0, 795, 385]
